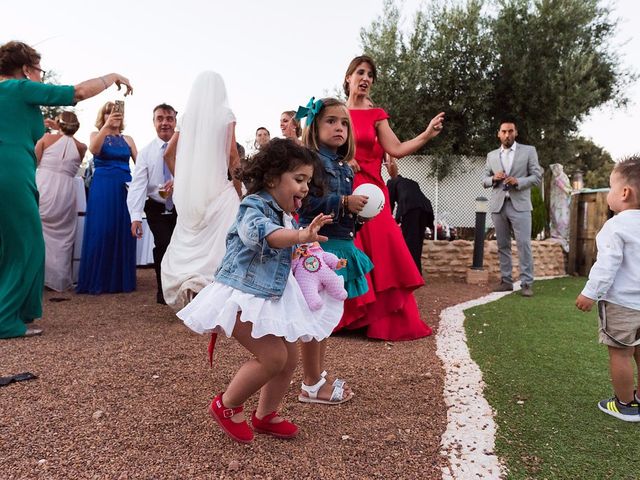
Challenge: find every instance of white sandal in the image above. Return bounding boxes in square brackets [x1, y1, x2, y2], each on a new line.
[321, 370, 346, 389]
[298, 377, 354, 405]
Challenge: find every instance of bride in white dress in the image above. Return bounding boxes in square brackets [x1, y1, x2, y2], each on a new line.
[161, 71, 242, 310]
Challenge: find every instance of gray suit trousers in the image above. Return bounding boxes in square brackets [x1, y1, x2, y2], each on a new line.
[492, 198, 534, 286]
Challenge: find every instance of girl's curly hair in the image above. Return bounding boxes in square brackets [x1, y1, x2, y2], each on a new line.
[241, 138, 324, 199]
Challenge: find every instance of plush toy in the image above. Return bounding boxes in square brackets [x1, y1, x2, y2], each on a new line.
[291, 242, 348, 311]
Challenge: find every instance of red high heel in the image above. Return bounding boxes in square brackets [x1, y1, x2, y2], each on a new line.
[251, 411, 299, 439]
[208, 393, 254, 443]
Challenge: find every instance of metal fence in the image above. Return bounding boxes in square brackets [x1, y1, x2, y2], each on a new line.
[382, 155, 493, 237]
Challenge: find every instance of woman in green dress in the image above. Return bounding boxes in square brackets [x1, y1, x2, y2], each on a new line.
[0, 40, 133, 339]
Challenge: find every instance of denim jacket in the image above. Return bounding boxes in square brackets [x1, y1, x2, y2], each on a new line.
[215, 191, 297, 299]
[298, 146, 357, 240]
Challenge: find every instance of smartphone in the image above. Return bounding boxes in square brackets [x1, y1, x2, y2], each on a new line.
[113, 100, 125, 115]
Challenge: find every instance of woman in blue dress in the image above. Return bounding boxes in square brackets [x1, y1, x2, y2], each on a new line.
[77, 101, 138, 294]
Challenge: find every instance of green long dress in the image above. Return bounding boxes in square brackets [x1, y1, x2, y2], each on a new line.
[0, 79, 74, 338]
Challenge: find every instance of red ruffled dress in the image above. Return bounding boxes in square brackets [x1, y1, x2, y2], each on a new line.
[336, 108, 432, 340]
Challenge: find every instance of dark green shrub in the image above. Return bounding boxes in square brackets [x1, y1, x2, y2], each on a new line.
[531, 185, 547, 239]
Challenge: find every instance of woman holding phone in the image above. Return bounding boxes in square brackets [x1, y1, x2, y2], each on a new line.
[77, 101, 138, 294]
[0, 40, 132, 339]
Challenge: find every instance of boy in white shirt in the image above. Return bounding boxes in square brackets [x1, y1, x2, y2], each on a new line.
[576, 156, 640, 422]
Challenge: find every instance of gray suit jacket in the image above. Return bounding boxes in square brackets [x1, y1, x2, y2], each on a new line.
[482, 142, 543, 212]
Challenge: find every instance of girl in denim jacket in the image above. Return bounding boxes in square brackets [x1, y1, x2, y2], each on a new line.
[297, 97, 373, 405]
[178, 139, 340, 443]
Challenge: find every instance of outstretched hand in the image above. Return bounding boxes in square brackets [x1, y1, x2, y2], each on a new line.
[114, 74, 134, 96]
[299, 213, 333, 244]
[426, 112, 445, 138]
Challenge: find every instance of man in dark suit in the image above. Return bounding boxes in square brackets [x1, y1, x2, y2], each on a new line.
[482, 116, 543, 297]
[387, 164, 434, 274]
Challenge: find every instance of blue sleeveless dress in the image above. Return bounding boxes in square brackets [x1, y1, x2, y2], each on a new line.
[77, 135, 136, 294]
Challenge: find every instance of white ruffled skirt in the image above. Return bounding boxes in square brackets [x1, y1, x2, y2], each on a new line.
[177, 272, 344, 342]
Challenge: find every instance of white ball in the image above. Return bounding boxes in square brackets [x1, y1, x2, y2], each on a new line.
[352, 183, 385, 218]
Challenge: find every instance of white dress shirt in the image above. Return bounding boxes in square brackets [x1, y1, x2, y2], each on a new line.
[581, 209, 640, 310]
[499, 141, 516, 175]
[127, 136, 172, 222]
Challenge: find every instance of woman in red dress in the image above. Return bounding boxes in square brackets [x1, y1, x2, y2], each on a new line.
[339, 55, 445, 340]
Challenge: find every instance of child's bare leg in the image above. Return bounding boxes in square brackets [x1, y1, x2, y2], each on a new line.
[300, 338, 352, 401]
[256, 341, 298, 421]
[301, 339, 323, 386]
[223, 316, 288, 420]
[608, 345, 636, 403]
[317, 339, 352, 394]
[318, 340, 328, 373]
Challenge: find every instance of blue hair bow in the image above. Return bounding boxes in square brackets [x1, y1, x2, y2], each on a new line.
[295, 97, 324, 128]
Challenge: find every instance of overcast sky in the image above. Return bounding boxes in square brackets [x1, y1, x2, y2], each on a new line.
[4, 0, 638, 160]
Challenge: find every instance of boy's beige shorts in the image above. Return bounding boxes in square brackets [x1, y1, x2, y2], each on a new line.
[598, 301, 640, 348]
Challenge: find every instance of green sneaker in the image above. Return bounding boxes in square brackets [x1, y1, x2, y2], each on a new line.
[598, 396, 640, 422]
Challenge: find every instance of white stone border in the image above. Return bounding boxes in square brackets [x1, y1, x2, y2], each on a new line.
[437, 289, 510, 480]
[437, 277, 566, 479]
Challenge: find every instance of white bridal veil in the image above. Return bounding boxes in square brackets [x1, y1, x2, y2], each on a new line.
[173, 71, 236, 228]
[161, 71, 240, 310]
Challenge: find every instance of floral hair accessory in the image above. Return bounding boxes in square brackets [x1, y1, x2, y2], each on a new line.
[295, 97, 324, 128]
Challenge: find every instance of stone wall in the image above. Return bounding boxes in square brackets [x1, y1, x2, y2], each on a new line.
[422, 239, 566, 282]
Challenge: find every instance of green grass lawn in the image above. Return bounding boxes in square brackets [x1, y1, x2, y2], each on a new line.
[465, 277, 639, 480]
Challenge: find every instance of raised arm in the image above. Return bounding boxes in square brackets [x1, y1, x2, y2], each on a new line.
[377, 112, 445, 158]
[73, 73, 133, 103]
[228, 124, 243, 198]
[266, 213, 333, 248]
[164, 131, 180, 175]
[89, 111, 123, 155]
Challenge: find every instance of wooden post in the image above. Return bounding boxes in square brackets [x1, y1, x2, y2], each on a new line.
[568, 191, 611, 276]
[568, 192, 579, 275]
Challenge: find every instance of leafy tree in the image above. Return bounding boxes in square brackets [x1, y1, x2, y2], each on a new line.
[489, 0, 631, 166]
[531, 185, 547, 238]
[359, 0, 634, 173]
[359, 1, 426, 142]
[567, 136, 615, 188]
[417, 0, 495, 157]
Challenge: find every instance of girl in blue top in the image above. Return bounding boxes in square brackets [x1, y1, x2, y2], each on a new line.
[178, 138, 341, 443]
[297, 97, 373, 404]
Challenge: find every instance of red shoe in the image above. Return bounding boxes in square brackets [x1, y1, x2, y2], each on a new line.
[251, 411, 299, 439]
[208, 393, 254, 443]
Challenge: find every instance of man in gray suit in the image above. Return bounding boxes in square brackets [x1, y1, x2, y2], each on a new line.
[483, 117, 543, 297]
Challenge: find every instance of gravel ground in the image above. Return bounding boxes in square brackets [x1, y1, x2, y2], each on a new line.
[1, 268, 490, 479]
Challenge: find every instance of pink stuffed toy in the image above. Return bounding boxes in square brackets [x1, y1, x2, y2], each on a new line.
[291, 242, 348, 311]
